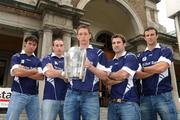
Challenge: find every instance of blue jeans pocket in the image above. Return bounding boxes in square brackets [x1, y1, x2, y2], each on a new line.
[160, 92, 172, 102]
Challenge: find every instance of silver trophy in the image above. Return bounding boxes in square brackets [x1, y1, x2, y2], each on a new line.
[64, 46, 86, 81]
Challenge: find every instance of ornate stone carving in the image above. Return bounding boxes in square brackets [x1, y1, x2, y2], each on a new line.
[50, 0, 72, 6]
[14, 0, 38, 6]
[43, 13, 73, 29]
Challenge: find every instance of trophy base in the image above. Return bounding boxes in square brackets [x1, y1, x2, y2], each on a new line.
[69, 77, 84, 82]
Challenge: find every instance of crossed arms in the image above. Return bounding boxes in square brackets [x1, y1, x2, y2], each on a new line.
[11, 65, 44, 80]
[136, 61, 169, 79]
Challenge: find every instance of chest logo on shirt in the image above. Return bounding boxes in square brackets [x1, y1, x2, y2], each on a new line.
[142, 56, 147, 62]
[54, 61, 58, 65]
[21, 59, 31, 64]
[114, 62, 119, 65]
[26, 59, 31, 61]
[20, 60, 25, 65]
[148, 54, 153, 57]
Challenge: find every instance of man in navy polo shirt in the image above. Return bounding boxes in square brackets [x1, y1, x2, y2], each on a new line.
[107, 34, 140, 120]
[41, 38, 67, 120]
[136, 27, 177, 120]
[6, 35, 44, 120]
[63, 25, 109, 120]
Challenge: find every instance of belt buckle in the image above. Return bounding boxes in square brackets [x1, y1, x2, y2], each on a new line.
[111, 98, 127, 103]
[116, 98, 122, 103]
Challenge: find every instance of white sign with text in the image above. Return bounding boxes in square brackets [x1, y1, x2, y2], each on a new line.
[0, 88, 12, 108]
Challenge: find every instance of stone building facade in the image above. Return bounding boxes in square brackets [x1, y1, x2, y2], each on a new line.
[0, 0, 180, 119]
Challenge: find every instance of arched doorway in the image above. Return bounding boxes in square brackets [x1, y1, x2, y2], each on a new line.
[77, 0, 144, 37]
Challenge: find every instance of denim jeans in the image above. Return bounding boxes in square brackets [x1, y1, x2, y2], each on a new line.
[6, 91, 40, 120]
[63, 89, 100, 120]
[108, 102, 140, 120]
[41, 100, 64, 120]
[140, 91, 177, 120]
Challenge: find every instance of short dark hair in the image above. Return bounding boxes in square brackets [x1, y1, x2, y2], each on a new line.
[111, 34, 126, 43]
[144, 27, 158, 36]
[52, 38, 63, 46]
[76, 24, 91, 34]
[24, 35, 38, 44]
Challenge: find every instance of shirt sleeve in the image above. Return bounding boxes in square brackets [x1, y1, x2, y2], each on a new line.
[137, 52, 143, 64]
[41, 55, 51, 74]
[122, 54, 139, 77]
[157, 47, 173, 65]
[37, 59, 43, 74]
[10, 54, 21, 76]
[96, 49, 110, 72]
[97, 49, 107, 65]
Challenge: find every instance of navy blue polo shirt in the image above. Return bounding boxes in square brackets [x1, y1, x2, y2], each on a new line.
[109, 51, 139, 102]
[69, 45, 108, 91]
[10, 50, 42, 95]
[137, 43, 173, 96]
[42, 53, 67, 100]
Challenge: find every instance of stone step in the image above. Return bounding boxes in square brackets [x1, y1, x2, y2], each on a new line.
[0, 113, 26, 120]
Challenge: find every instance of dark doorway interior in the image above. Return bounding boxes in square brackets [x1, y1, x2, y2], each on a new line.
[0, 34, 22, 87]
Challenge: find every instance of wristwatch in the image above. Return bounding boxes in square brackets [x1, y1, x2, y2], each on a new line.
[61, 71, 65, 76]
[141, 67, 144, 72]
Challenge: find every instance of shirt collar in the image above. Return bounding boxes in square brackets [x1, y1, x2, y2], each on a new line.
[51, 52, 64, 58]
[80, 45, 93, 50]
[113, 51, 127, 60]
[88, 45, 93, 49]
[80, 45, 93, 49]
[20, 50, 35, 56]
[145, 43, 161, 51]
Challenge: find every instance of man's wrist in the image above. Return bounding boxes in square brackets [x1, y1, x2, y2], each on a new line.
[141, 67, 144, 72]
[61, 71, 65, 76]
[87, 64, 93, 69]
[59, 70, 65, 77]
[108, 72, 113, 79]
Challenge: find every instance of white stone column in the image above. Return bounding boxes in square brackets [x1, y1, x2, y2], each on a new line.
[63, 32, 71, 51]
[154, 9, 159, 23]
[170, 63, 180, 111]
[174, 15, 180, 118]
[37, 31, 43, 58]
[175, 16, 180, 54]
[146, 7, 152, 22]
[38, 29, 53, 114]
[41, 29, 53, 57]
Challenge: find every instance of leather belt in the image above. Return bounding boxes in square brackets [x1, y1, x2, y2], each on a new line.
[110, 98, 127, 103]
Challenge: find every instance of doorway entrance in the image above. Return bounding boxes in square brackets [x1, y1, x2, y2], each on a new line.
[96, 32, 114, 106]
[0, 33, 22, 87]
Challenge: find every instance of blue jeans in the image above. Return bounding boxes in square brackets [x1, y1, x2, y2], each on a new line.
[6, 91, 40, 120]
[140, 91, 177, 120]
[41, 100, 64, 120]
[108, 102, 140, 120]
[63, 90, 100, 120]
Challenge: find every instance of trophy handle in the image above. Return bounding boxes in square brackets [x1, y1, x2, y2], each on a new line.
[64, 52, 70, 81]
[81, 68, 87, 82]
[79, 49, 86, 81]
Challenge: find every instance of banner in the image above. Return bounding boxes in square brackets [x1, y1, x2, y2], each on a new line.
[0, 88, 11, 108]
